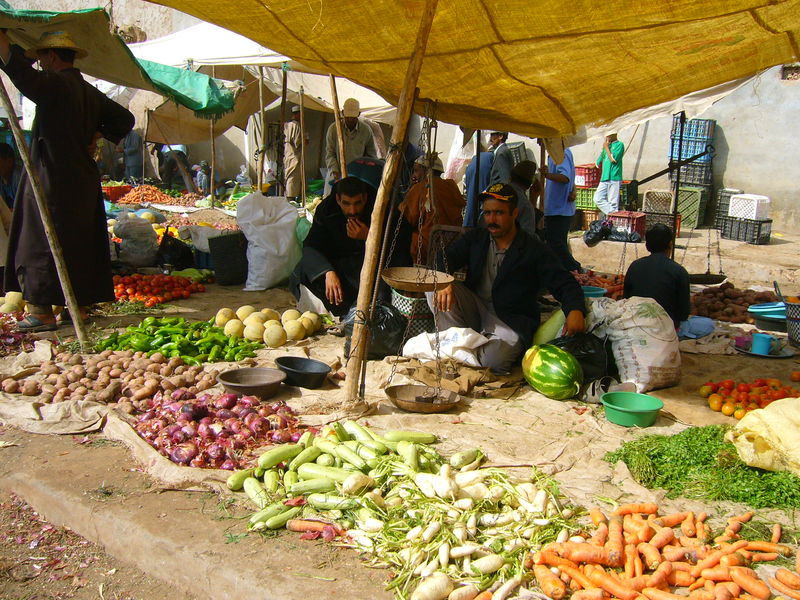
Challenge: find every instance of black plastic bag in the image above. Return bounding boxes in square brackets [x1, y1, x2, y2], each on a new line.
[583, 219, 612, 247]
[344, 302, 407, 360]
[157, 234, 195, 270]
[607, 229, 642, 243]
[549, 332, 609, 382]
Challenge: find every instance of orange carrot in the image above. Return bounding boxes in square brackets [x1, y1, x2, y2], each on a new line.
[624, 515, 641, 535]
[627, 575, 650, 592]
[668, 570, 696, 587]
[571, 590, 605, 600]
[616, 503, 659, 516]
[769, 577, 800, 600]
[537, 551, 580, 570]
[559, 542, 613, 565]
[590, 522, 609, 546]
[728, 512, 754, 524]
[534, 564, 567, 600]
[474, 592, 493, 600]
[743, 541, 792, 556]
[643, 587, 686, 600]
[719, 553, 744, 567]
[690, 590, 715, 600]
[705, 580, 717, 593]
[587, 567, 639, 600]
[729, 568, 770, 600]
[679, 536, 703, 548]
[607, 516, 625, 567]
[700, 567, 732, 582]
[691, 541, 749, 577]
[738, 594, 761, 600]
[671, 562, 693, 572]
[696, 521, 707, 542]
[725, 521, 743, 535]
[731, 567, 758, 579]
[718, 582, 741, 597]
[682, 512, 697, 538]
[589, 507, 608, 526]
[696, 512, 709, 523]
[569, 577, 582, 592]
[648, 561, 674, 589]
[770, 524, 782, 544]
[625, 532, 638, 545]
[634, 554, 644, 578]
[650, 527, 676, 549]
[715, 535, 737, 544]
[663, 545, 694, 563]
[559, 564, 596, 590]
[639, 524, 655, 544]
[653, 512, 689, 528]
[689, 578, 708, 592]
[775, 568, 800, 590]
[638, 543, 662, 570]
[714, 585, 735, 600]
[286, 519, 336, 533]
[625, 544, 637, 578]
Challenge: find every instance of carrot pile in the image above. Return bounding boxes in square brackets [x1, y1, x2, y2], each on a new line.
[573, 272, 625, 300]
[527, 504, 799, 600]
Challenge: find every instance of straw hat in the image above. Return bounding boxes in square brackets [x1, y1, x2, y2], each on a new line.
[25, 31, 88, 60]
[342, 98, 360, 118]
[415, 153, 444, 173]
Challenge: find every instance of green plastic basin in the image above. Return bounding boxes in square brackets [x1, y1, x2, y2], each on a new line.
[582, 286, 607, 297]
[601, 391, 663, 427]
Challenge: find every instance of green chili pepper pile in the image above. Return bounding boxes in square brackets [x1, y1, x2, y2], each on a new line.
[95, 316, 262, 364]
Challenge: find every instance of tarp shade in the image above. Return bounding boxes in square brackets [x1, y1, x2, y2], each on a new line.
[143, 0, 800, 136]
[0, 7, 235, 118]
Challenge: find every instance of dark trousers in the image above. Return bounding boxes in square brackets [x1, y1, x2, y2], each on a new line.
[160, 151, 194, 191]
[544, 215, 581, 272]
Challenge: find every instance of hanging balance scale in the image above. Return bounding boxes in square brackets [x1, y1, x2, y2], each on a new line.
[685, 225, 727, 285]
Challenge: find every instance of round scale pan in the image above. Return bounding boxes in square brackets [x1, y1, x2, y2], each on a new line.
[384, 384, 461, 413]
[274, 356, 331, 389]
[217, 367, 286, 400]
[381, 267, 453, 293]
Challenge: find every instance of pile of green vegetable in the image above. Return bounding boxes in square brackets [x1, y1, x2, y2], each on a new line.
[228, 422, 582, 600]
[605, 425, 800, 509]
[96, 316, 262, 364]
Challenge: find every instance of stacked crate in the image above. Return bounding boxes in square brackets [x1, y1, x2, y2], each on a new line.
[717, 193, 772, 245]
[573, 164, 600, 229]
[714, 188, 743, 229]
[668, 116, 715, 224]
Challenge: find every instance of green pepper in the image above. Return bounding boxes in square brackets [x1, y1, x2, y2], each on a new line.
[149, 335, 168, 349]
[224, 348, 237, 361]
[130, 335, 151, 352]
[235, 350, 255, 360]
[208, 345, 222, 362]
[158, 342, 180, 353]
[189, 321, 208, 330]
[194, 353, 209, 362]
[181, 355, 201, 366]
[155, 327, 185, 336]
[161, 317, 180, 325]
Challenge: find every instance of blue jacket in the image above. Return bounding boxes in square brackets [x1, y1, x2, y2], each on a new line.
[440, 227, 585, 346]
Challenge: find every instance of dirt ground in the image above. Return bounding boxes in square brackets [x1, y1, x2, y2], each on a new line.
[1, 223, 799, 599]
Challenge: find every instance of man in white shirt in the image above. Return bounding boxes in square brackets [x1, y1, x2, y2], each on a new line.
[324, 98, 377, 183]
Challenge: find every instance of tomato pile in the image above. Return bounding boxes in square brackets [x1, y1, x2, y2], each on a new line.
[699, 372, 800, 419]
[113, 274, 206, 307]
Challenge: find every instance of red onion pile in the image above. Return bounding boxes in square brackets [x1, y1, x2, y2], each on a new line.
[134, 390, 305, 469]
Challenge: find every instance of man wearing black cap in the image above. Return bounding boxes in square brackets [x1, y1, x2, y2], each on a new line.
[429, 183, 586, 373]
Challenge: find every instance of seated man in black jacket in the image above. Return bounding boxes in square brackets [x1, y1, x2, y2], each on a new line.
[429, 183, 586, 373]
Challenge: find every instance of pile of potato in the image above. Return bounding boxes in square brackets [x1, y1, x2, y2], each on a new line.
[1, 350, 220, 410]
[214, 306, 323, 348]
[690, 282, 778, 323]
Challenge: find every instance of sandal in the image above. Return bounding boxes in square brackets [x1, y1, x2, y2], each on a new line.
[581, 376, 618, 404]
[17, 314, 58, 332]
[57, 309, 90, 325]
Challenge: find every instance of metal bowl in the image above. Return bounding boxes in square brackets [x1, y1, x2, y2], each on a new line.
[385, 384, 461, 413]
[274, 356, 331, 389]
[217, 367, 286, 399]
[381, 267, 453, 293]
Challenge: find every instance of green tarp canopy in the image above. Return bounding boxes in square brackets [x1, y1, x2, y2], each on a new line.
[0, 6, 235, 118]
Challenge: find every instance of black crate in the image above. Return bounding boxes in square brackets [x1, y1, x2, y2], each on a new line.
[718, 216, 772, 245]
[669, 162, 713, 186]
[713, 188, 744, 228]
[208, 232, 248, 285]
[644, 212, 682, 236]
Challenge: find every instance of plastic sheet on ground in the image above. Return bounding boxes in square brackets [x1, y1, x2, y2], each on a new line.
[727, 397, 800, 476]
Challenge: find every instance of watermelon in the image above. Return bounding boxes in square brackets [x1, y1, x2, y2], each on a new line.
[521, 344, 583, 400]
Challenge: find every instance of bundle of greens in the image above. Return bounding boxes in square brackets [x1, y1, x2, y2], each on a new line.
[605, 425, 800, 509]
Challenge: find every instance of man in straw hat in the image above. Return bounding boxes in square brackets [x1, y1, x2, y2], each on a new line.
[324, 97, 376, 183]
[0, 30, 134, 331]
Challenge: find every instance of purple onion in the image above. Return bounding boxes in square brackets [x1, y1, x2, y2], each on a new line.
[239, 395, 260, 408]
[206, 443, 225, 460]
[197, 422, 214, 440]
[257, 406, 274, 417]
[169, 442, 198, 465]
[138, 410, 156, 422]
[189, 455, 209, 468]
[290, 431, 303, 443]
[223, 418, 242, 434]
[230, 404, 245, 417]
[269, 401, 285, 413]
[270, 429, 292, 443]
[243, 412, 259, 428]
[170, 429, 188, 444]
[150, 418, 168, 432]
[165, 402, 182, 414]
[248, 417, 268, 436]
[196, 393, 212, 405]
[181, 423, 197, 437]
[209, 422, 224, 436]
[215, 409, 234, 421]
[215, 393, 238, 409]
[219, 459, 237, 471]
[172, 389, 190, 401]
[165, 423, 182, 436]
[230, 436, 245, 450]
[199, 416, 213, 425]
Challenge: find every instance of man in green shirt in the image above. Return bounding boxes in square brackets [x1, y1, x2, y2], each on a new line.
[593, 133, 625, 218]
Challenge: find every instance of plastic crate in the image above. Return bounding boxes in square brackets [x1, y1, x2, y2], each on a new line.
[669, 137, 713, 163]
[787, 300, 800, 347]
[574, 187, 597, 209]
[102, 185, 133, 203]
[581, 209, 601, 230]
[391, 289, 434, 338]
[506, 141, 528, 166]
[677, 186, 710, 229]
[644, 212, 682, 237]
[671, 116, 716, 140]
[728, 193, 770, 220]
[574, 164, 600, 188]
[718, 216, 772, 245]
[642, 189, 673, 213]
[669, 162, 713, 186]
[714, 188, 743, 228]
[609, 211, 646, 236]
[208, 232, 248, 285]
[620, 181, 637, 210]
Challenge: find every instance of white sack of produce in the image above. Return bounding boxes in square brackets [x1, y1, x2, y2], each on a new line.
[403, 327, 488, 367]
[727, 397, 800, 477]
[113, 212, 159, 267]
[237, 193, 301, 291]
[590, 296, 680, 392]
[182, 224, 224, 253]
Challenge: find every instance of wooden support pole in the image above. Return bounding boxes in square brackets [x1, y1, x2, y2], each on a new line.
[538, 139, 546, 213]
[210, 117, 216, 202]
[257, 65, 266, 190]
[141, 110, 148, 181]
[278, 66, 288, 195]
[299, 86, 307, 206]
[343, 0, 439, 408]
[329, 74, 347, 178]
[0, 78, 89, 348]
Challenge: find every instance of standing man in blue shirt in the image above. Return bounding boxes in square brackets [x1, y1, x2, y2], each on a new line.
[541, 147, 580, 272]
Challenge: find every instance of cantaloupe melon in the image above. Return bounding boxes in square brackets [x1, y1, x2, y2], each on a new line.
[263, 324, 287, 348]
[281, 309, 301, 325]
[224, 319, 245, 338]
[215, 308, 235, 327]
[284, 319, 306, 341]
[236, 305, 256, 321]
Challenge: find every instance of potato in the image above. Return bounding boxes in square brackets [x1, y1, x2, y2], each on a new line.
[21, 381, 40, 396]
[99, 350, 113, 359]
[41, 362, 60, 375]
[39, 393, 54, 404]
[74, 386, 89, 396]
[68, 355, 83, 366]
[2, 378, 19, 393]
[109, 368, 122, 378]
[45, 374, 59, 386]
[150, 352, 165, 364]
[53, 388, 70, 402]
[83, 393, 98, 404]
[56, 375, 69, 388]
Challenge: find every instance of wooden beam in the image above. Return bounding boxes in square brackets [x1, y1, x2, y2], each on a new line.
[329, 74, 347, 178]
[343, 0, 439, 409]
[257, 65, 266, 190]
[299, 86, 307, 206]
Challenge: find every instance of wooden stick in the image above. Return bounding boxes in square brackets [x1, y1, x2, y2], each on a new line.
[343, 0, 439, 407]
[299, 86, 307, 207]
[210, 66, 217, 203]
[539, 139, 546, 213]
[257, 65, 266, 190]
[278, 65, 288, 195]
[0, 78, 89, 348]
[329, 74, 348, 178]
[141, 111, 148, 181]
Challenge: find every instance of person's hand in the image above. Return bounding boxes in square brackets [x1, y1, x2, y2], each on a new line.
[324, 271, 344, 305]
[540, 164, 549, 176]
[564, 309, 586, 335]
[434, 284, 454, 312]
[346, 217, 369, 240]
[331, 171, 340, 181]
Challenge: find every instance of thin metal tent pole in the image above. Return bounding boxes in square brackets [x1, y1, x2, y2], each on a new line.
[0, 78, 89, 349]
